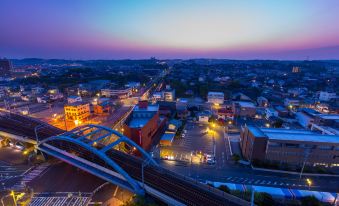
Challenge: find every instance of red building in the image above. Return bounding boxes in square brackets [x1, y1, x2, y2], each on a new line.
[123, 101, 166, 150]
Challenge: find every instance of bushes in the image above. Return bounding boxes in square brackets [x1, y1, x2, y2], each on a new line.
[227, 189, 275, 206]
[255, 192, 275, 206]
[300, 196, 322, 206]
[218, 185, 230, 193]
[122, 195, 158, 206]
[232, 154, 240, 162]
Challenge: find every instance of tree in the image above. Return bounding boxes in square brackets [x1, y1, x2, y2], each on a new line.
[218, 185, 231, 193]
[301, 196, 322, 206]
[232, 154, 240, 162]
[272, 119, 283, 128]
[255, 192, 275, 206]
[122, 195, 159, 206]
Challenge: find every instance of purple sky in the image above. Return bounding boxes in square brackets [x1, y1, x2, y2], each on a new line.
[1, 0, 339, 60]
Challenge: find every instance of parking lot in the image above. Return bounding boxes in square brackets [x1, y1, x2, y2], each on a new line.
[159, 121, 224, 165]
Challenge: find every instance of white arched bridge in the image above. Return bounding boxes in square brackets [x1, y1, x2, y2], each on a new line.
[0, 112, 250, 206]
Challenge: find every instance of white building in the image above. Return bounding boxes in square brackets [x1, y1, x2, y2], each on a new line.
[319, 91, 336, 101]
[101, 88, 132, 98]
[152, 92, 163, 102]
[67, 95, 82, 104]
[207, 92, 224, 105]
[162, 85, 175, 102]
[284, 98, 299, 107]
[31, 87, 44, 95]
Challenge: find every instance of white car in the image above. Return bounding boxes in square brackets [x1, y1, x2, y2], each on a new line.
[15, 143, 24, 151]
[206, 154, 216, 165]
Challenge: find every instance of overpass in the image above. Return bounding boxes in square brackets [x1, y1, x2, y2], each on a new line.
[0, 111, 64, 144]
[0, 112, 250, 206]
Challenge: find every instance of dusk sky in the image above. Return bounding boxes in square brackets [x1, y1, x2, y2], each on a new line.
[1, 0, 339, 60]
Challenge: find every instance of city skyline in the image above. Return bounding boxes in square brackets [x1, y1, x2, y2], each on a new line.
[1, 0, 339, 60]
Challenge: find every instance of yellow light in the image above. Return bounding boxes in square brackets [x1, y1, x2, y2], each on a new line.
[23, 150, 28, 155]
[265, 123, 270, 128]
[10, 191, 15, 196]
[17, 192, 25, 199]
[74, 120, 79, 126]
[228, 121, 232, 125]
[212, 123, 216, 128]
[93, 142, 97, 146]
[306, 178, 312, 185]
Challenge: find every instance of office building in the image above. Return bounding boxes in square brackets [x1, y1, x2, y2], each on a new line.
[67, 95, 82, 104]
[64, 102, 90, 121]
[123, 101, 166, 150]
[240, 126, 339, 167]
[292, 66, 301, 73]
[0, 59, 12, 76]
[162, 85, 175, 102]
[319, 91, 337, 101]
[233, 101, 256, 117]
[101, 87, 132, 99]
[207, 92, 224, 105]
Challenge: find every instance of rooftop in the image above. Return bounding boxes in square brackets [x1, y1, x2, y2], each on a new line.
[247, 126, 339, 144]
[301, 108, 321, 116]
[208, 91, 224, 95]
[161, 133, 175, 142]
[68, 95, 80, 99]
[237, 101, 256, 108]
[66, 102, 88, 107]
[128, 118, 151, 128]
[133, 105, 159, 112]
[317, 114, 339, 120]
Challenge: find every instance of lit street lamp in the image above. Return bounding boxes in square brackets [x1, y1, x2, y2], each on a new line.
[10, 191, 16, 206]
[210, 123, 216, 158]
[306, 178, 312, 190]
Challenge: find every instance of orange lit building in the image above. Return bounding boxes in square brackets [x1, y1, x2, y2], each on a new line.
[64, 102, 90, 121]
[123, 101, 166, 150]
[93, 99, 112, 115]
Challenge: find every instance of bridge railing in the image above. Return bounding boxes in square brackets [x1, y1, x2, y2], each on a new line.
[159, 167, 251, 206]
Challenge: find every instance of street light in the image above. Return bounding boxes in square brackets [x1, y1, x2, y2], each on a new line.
[210, 123, 216, 158]
[306, 178, 312, 190]
[74, 120, 81, 127]
[10, 191, 16, 206]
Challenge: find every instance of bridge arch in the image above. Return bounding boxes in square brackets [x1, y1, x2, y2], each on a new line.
[37, 124, 158, 195]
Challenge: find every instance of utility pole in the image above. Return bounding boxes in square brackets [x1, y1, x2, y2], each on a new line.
[250, 187, 255, 206]
[141, 159, 150, 189]
[333, 193, 338, 206]
[299, 148, 311, 179]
